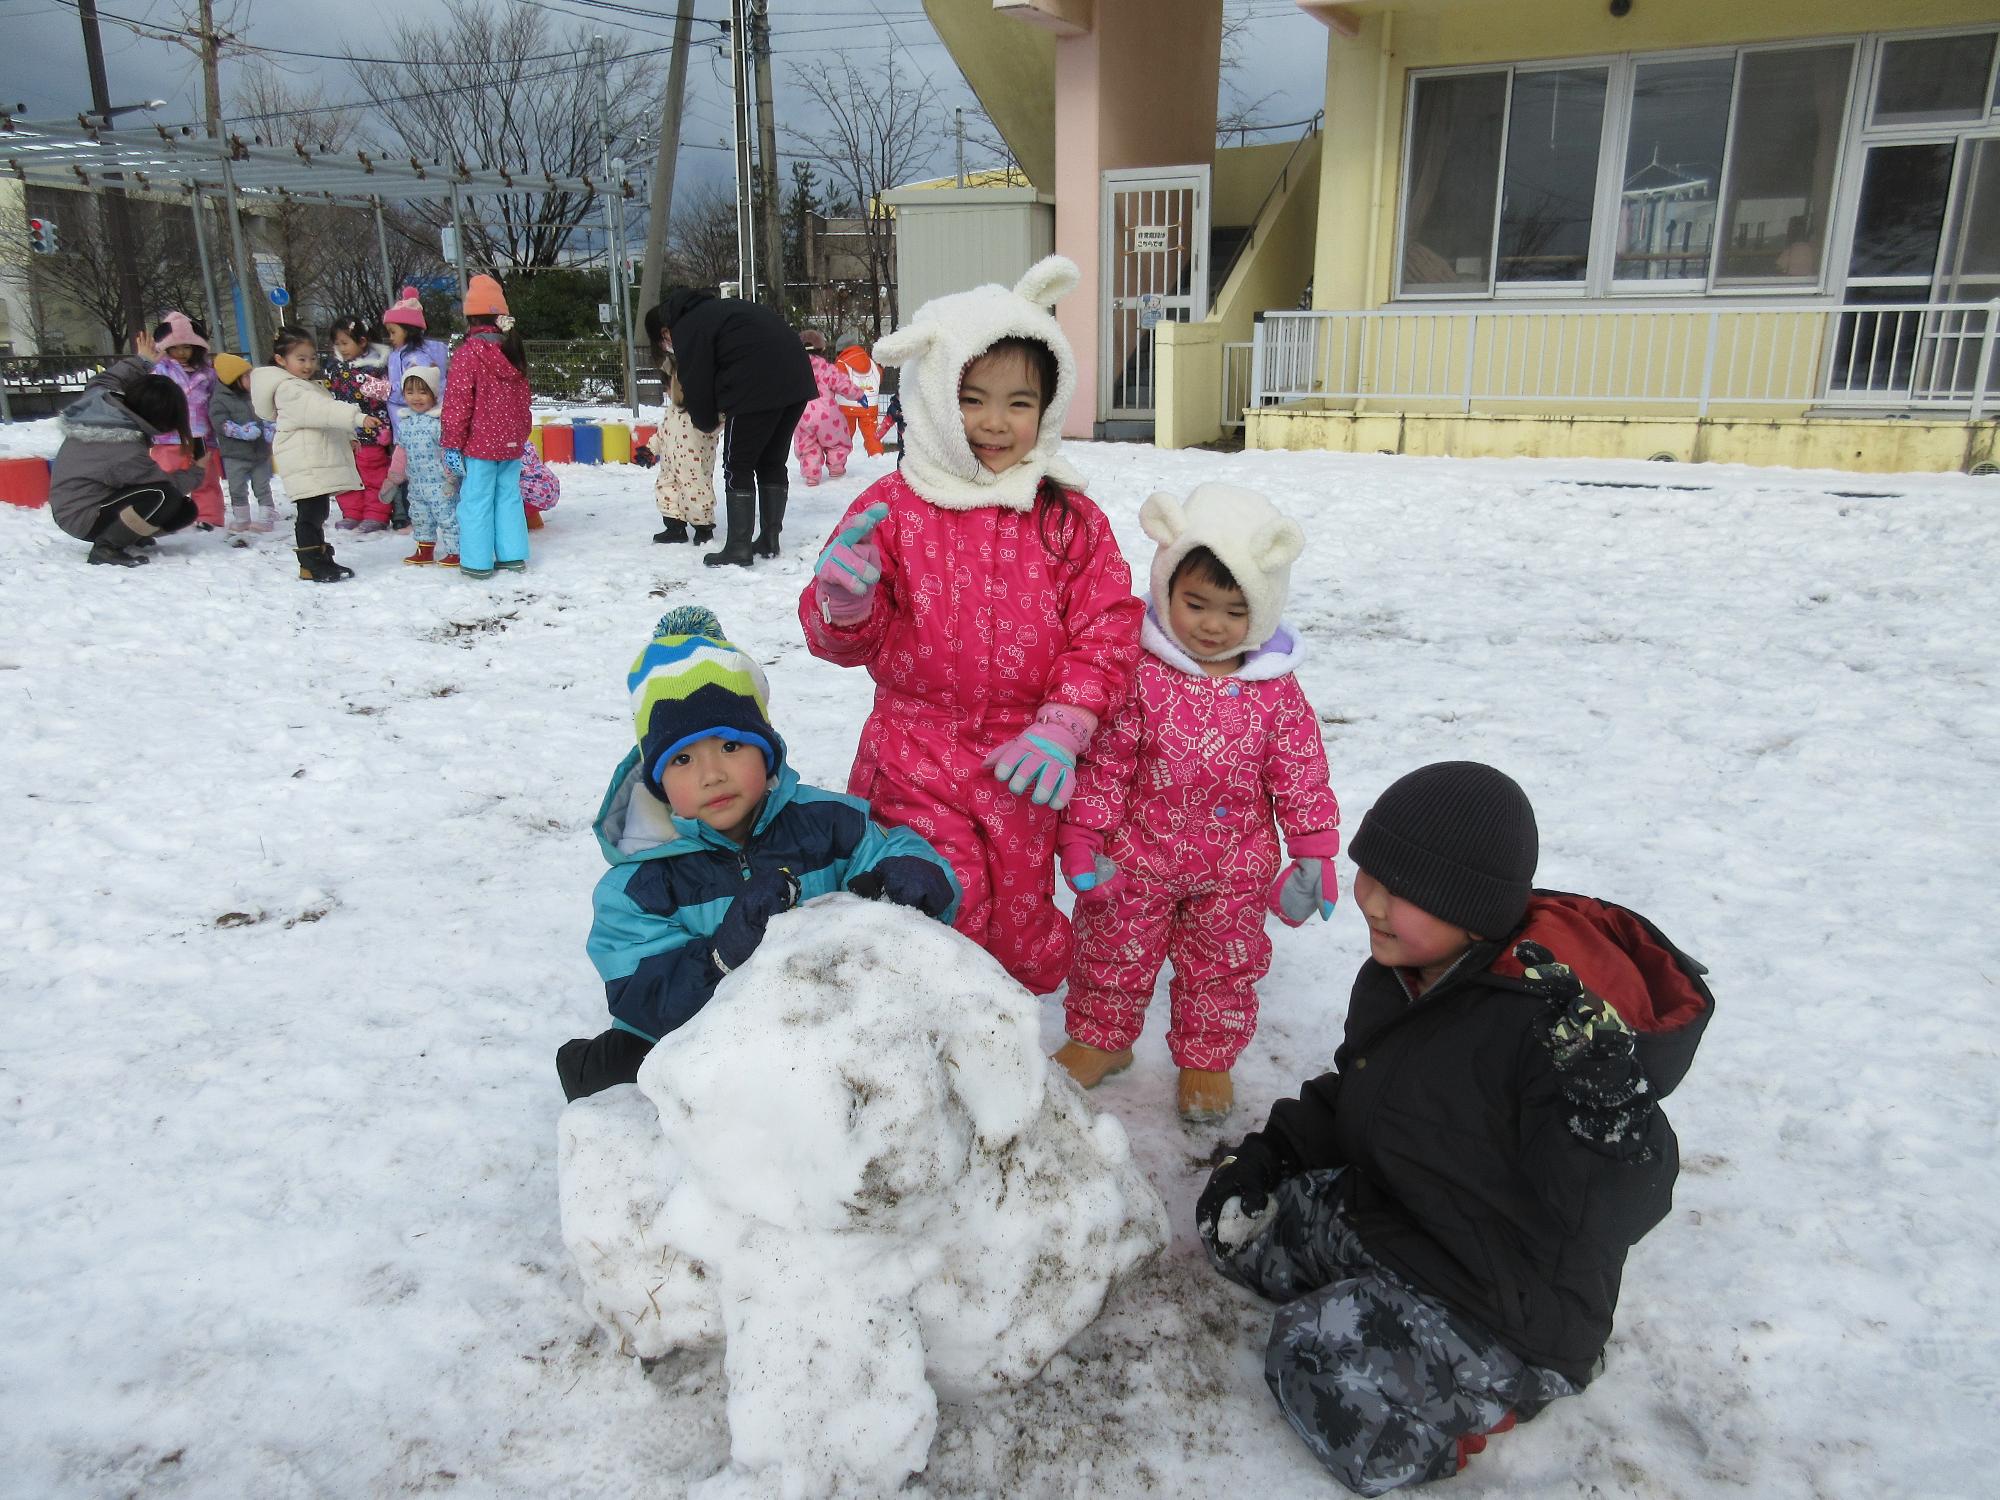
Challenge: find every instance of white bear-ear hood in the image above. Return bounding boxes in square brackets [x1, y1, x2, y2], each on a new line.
[1143, 482, 1308, 658]
[875, 255, 1086, 512]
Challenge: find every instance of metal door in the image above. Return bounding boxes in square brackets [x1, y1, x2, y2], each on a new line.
[1100, 166, 1210, 424]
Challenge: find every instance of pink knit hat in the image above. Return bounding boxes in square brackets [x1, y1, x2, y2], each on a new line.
[152, 309, 208, 353]
[463, 274, 508, 317]
[383, 285, 427, 330]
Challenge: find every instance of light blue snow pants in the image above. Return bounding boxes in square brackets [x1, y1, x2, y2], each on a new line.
[456, 456, 525, 574]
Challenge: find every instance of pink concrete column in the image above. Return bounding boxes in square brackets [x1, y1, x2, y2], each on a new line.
[1054, 29, 1103, 440]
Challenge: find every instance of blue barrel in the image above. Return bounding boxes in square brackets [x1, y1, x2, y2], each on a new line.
[570, 421, 603, 465]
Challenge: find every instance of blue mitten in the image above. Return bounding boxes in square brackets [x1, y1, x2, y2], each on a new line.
[711, 867, 801, 974]
[848, 856, 955, 918]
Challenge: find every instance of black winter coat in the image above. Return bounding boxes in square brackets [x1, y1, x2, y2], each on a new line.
[1255, 891, 1713, 1386]
[650, 289, 815, 435]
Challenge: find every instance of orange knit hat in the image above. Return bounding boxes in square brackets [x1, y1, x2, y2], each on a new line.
[463, 274, 509, 317]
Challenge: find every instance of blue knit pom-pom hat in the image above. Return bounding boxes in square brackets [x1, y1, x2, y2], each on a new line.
[628, 606, 782, 785]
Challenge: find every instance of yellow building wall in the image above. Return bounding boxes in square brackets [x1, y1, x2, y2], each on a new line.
[1314, 0, 2000, 313]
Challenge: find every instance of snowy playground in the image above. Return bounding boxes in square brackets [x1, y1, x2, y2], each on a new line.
[2, 425, 1996, 1498]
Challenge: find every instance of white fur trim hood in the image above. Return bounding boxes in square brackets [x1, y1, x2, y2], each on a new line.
[1140, 482, 1306, 658]
[1142, 606, 1308, 680]
[872, 255, 1086, 511]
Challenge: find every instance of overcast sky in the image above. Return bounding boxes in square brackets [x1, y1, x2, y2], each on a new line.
[0, 0, 1330, 199]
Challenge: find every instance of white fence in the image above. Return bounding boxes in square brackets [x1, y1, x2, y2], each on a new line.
[1222, 341, 1253, 433]
[1248, 302, 2000, 420]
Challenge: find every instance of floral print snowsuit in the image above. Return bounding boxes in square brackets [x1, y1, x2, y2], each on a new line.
[800, 471, 1143, 994]
[648, 404, 718, 526]
[793, 353, 862, 485]
[1063, 612, 1339, 1069]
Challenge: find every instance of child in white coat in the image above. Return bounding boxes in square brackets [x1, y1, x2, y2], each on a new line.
[249, 325, 382, 582]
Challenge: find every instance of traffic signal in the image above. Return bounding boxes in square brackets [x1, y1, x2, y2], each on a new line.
[27, 217, 57, 254]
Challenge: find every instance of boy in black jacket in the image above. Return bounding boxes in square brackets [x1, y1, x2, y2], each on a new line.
[1196, 762, 1712, 1496]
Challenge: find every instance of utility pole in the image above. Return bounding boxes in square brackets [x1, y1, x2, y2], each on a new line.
[75, 0, 145, 342]
[593, 36, 637, 410]
[637, 0, 696, 320]
[193, 0, 259, 353]
[727, 0, 756, 298]
[749, 0, 784, 310]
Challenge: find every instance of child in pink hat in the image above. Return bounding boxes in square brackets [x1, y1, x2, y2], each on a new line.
[383, 286, 452, 441]
[150, 311, 226, 530]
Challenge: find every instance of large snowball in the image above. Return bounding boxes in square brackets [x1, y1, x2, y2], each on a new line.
[558, 895, 1168, 1497]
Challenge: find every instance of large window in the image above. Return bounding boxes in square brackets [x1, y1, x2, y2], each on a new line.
[1400, 39, 1876, 297]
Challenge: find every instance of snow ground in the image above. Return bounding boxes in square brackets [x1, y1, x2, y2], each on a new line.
[2, 418, 1995, 1499]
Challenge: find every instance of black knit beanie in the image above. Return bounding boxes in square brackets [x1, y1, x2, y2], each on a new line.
[1349, 762, 1538, 939]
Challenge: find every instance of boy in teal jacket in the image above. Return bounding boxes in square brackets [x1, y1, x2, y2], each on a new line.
[557, 606, 960, 1100]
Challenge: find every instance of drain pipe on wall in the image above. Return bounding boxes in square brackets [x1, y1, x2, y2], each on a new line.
[1362, 11, 1393, 308]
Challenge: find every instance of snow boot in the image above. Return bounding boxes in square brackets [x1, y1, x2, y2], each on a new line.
[434, 552, 461, 569]
[497, 560, 527, 573]
[228, 504, 254, 533]
[1052, 1040, 1133, 1089]
[525, 508, 544, 531]
[357, 519, 388, 535]
[654, 519, 689, 544]
[1177, 1068, 1233, 1122]
[252, 505, 279, 533]
[703, 488, 757, 568]
[752, 482, 788, 559]
[556, 1028, 656, 1102]
[1455, 1412, 1517, 1473]
[296, 544, 354, 582]
[404, 542, 435, 566]
[692, 524, 714, 545]
[87, 541, 148, 567]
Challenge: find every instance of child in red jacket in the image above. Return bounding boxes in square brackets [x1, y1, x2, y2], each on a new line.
[797, 258, 1143, 995]
[440, 275, 533, 579]
[1196, 762, 1713, 1495]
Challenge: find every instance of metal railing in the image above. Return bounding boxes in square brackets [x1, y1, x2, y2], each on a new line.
[1222, 341, 1253, 433]
[1246, 301, 2000, 421]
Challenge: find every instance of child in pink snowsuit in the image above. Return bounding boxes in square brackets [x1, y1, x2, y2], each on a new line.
[1055, 482, 1341, 1122]
[799, 257, 1143, 995]
[794, 330, 862, 486]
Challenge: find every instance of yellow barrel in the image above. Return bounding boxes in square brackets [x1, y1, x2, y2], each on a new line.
[527, 425, 544, 457]
[600, 422, 633, 464]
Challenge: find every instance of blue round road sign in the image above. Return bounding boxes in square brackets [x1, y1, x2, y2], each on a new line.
[268, 287, 291, 307]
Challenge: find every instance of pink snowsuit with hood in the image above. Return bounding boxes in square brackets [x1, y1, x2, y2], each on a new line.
[799, 257, 1143, 994]
[1063, 485, 1339, 1070]
[794, 352, 861, 484]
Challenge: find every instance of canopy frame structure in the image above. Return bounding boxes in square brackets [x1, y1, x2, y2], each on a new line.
[1, 113, 641, 402]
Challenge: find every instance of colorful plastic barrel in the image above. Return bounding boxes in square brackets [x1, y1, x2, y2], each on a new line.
[570, 422, 603, 465]
[539, 424, 575, 464]
[600, 423, 632, 464]
[633, 423, 657, 455]
[0, 456, 50, 509]
[527, 425, 544, 457]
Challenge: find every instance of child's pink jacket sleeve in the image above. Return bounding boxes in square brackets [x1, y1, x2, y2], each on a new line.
[1065, 677, 1146, 838]
[1263, 676, 1341, 846]
[1043, 502, 1144, 718]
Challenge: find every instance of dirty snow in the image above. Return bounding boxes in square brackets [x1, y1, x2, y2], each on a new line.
[2, 415, 1996, 1498]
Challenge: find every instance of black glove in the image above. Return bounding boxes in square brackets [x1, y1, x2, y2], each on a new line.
[712, 867, 801, 974]
[1516, 940, 1655, 1160]
[1195, 1133, 1291, 1245]
[846, 856, 954, 918]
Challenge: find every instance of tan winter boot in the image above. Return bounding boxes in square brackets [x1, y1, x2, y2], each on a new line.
[1177, 1068, 1234, 1122]
[1052, 1040, 1133, 1089]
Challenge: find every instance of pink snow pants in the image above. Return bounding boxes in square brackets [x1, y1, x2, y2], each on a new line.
[850, 713, 1071, 996]
[793, 396, 852, 485]
[1066, 872, 1272, 1071]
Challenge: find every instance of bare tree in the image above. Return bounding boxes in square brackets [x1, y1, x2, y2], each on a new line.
[786, 51, 945, 334]
[1217, 4, 1283, 143]
[347, 0, 656, 272]
[667, 180, 742, 291]
[25, 188, 207, 349]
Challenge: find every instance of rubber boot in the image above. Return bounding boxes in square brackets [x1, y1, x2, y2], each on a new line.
[753, 482, 788, 559]
[1177, 1068, 1234, 1122]
[654, 519, 689, 544]
[404, 541, 435, 566]
[703, 488, 757, 568]
[1052, 1040, 1133, 1089]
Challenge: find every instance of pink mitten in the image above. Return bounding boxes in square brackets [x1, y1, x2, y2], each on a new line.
[1268, 829, 1341, 927]
[814, 500, 889, 625]
[983, 704, 1097, 810]
[1057, 826, 1118, 898]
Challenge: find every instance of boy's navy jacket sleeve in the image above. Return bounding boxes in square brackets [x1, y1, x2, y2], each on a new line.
[789, 784, 963, 924]
[587, 863, 721, 1044]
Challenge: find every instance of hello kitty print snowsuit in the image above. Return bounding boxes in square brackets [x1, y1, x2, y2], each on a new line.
[1064, 610, 1340, 1069]
[800, 471, 1141, 993]
[794, 353, 861, 484]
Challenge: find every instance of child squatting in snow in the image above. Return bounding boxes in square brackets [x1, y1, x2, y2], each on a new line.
[1195, 761, 1714, 1495]
[554, 605, 961, 1102]
[1052, 480, 1342, 1123]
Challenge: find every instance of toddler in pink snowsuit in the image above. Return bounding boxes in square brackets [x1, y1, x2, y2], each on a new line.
[1055, 483, 1341, 1121]
[794, 330, 862, 486]
[799, 257, 1143, 995]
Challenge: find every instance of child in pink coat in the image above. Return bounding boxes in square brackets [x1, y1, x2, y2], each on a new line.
[1054, 482, 1341, 1122]
[799, 257, 1144, 996]
[793, 330, 862, 485]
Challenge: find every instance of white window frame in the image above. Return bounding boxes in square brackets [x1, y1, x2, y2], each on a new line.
[1385, 29, 2000, 304]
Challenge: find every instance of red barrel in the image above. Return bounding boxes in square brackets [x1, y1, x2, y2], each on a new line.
[633, 423, 657, 455]
[0, 456, 51, 509]
[540, 424, 575, 464]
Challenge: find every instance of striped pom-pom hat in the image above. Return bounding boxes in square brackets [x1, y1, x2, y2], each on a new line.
[628, 606, 782, 784]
